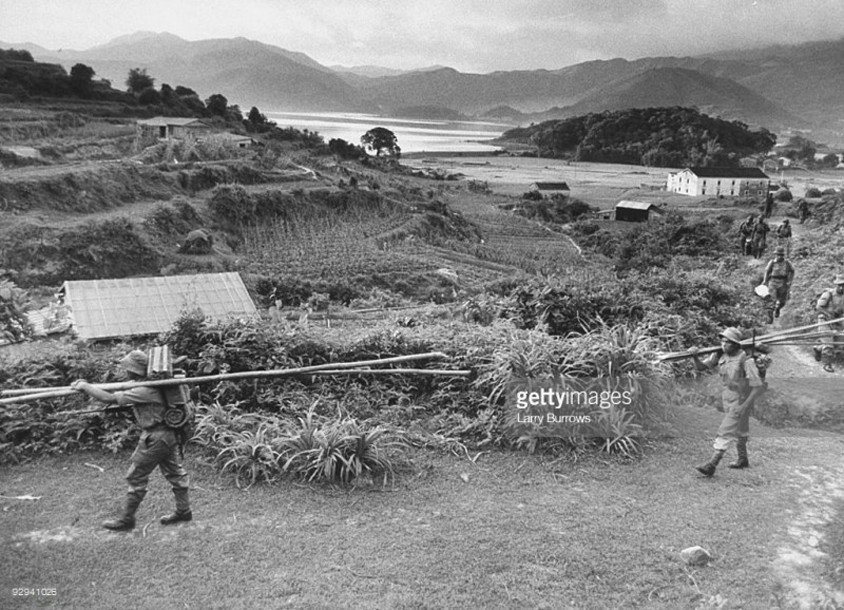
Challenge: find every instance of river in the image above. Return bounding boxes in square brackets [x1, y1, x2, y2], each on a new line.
[265, 111, 511, 154]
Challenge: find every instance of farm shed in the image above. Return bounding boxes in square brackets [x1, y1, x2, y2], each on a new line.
[60, 272, 257, 341]
[614, 201, 664, 222]
[529, 182, 570, 196]
[666, 167, 769, 197]
[216, 133, 255, 148]
[136, 116, 212, 140]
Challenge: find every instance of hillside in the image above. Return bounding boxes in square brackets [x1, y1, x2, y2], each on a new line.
[1, 97, 844, 608]
[9, 32, 844, 143]
[18, 33, 364, 112]
[552, 67, 799, 128]
[496, 106, 777, 166]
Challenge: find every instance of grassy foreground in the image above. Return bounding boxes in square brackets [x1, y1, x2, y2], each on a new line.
[2, 404, 843, 609]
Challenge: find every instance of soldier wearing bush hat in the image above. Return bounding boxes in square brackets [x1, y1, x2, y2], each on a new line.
[689, 327, 766, 476]
[814, 274, 844, 372]
[762, 245, 794, 323]
[71, 349, 192, 531]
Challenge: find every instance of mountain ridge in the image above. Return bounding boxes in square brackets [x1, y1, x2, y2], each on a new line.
[7, 32, 842, 144]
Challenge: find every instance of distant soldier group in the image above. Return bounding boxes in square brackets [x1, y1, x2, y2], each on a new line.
[738, 214, 772, 258]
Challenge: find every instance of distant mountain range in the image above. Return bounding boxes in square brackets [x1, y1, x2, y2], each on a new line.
[4, 32, 842, 144]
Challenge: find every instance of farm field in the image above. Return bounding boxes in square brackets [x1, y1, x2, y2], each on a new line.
[405, 155, 844, 213]
[2, 104, 844, 609]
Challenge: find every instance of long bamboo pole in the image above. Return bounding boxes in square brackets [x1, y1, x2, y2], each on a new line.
[656, 316, 844, 362]
[8, 368, 472, 410]
[0, 353, 466, 405]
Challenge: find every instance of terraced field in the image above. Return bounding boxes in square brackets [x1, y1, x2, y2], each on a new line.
[241, 186, 584, 288]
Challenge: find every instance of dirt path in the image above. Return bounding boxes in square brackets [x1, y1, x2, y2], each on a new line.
[756, 211, 844, 607]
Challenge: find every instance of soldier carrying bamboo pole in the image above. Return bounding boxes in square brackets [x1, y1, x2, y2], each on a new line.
[71, 349, 193, 531]
[688, 327, 766, 477]
[814, 274, 844, 373]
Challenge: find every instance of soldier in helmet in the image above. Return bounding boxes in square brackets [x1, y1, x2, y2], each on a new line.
[814, 275, 844, 373]
[690, 327, 766, 476]
[762, 245, 795, 324]
[750, 215, 770, 258]
[797, 198, 809, 224]
[738, 214, 755, 255]
[72, 350, 193, 531]
[775, 219, 792, 257]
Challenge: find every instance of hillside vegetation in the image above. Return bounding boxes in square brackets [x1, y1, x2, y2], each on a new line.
[498, 106, 776, 166]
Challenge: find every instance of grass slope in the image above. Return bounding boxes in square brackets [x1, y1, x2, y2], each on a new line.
[2, 404, 842, 608]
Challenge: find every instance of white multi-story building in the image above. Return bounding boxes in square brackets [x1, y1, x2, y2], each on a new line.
[667, 167, 770, 197]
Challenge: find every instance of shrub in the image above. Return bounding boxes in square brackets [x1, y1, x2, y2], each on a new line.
[805, 187, 822, 198]
[208, 184, 253, 227]
[0, 280, 33, 344]
[773, 189, 793, 202]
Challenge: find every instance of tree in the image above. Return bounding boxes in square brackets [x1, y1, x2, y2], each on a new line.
[126, 68, 154, 94]
[329, 138, 364, 159]
[137, 86, 161, 105]
[361, 127, 400, 157]
[69, 63, 95, 96]
[174, 85, 197, 97]
[160, 83, 177, 105]
[205, 93, 228, 117]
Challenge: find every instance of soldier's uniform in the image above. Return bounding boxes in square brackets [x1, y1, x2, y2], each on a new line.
[739, 216, 755, 255]
[815, 276, 844, 372]
[695, 327, 766, 476]
[776, 220, 792, 257]
[117, 385, 191, 528]
[751, 219, 770, 258]
[763, 249, 794, 322]
[72, 350, 192, 531]
[712, 350, 764, 452]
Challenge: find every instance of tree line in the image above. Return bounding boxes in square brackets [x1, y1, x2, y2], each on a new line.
[502, 107, 777, 168]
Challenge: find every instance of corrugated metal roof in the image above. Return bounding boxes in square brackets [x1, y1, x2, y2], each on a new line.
[685, 167, 769, 179]
[532, 182, 570, 190]
[136, 117, 208, 127]
[61, 272, 257, 341]
[616, 200, 658, 211]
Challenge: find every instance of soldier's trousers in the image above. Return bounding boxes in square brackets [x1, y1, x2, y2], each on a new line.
[126, 427, 190, 497]
[766, 281, 789, 310]
[713, 401, 752, 451]
[816, 317, 844, 363]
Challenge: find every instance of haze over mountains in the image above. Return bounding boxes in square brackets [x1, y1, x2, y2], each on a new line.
[7, 31, 843, 144]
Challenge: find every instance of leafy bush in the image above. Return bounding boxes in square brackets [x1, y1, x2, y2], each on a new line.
[208, 184, 254, 228]
[194, 401, 407, 487]
[0, 280, 33, 343]
[506, 276, 644, 336]
[514, 197, 593, 224]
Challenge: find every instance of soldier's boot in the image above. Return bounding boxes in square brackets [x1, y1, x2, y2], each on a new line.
[813, 345, 823, 362]
[103, 491, 144, 531]
[821, 348, 835, 373]
[774, 301, 782, 318]
[728, 437, 750, 469]
[695, 450, 725, 477]
[160, 488, 192, 525]
[766, 308, 774, 324]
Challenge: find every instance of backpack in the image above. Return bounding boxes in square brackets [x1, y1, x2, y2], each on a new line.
[148, 346, 197, 456]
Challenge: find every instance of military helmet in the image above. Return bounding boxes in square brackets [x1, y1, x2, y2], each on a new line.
[834, 275, 844, 285]
[775, 246, 785, 255]
[719, 327, 743, 344]
[783, 219, 789, 224]
[119, 350, 149, 376]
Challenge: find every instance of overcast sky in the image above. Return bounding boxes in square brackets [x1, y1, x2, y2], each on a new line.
[2, 0, 843, 73]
